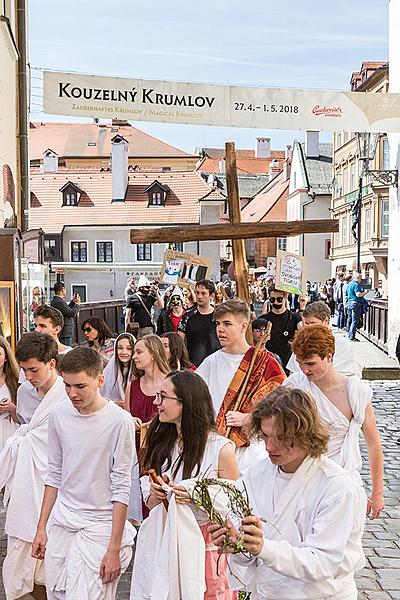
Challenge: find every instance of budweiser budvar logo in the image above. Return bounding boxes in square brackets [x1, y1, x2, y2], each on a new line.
[312, 105, 343, 118]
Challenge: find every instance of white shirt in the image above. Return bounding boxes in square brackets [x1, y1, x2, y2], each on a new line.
[16, 381, 41, 425]
[286, 333, 362, 378]
[196, 349, 245, 414]
[46, 399, 136, 520]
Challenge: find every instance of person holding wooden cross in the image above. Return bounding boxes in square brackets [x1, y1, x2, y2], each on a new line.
[196, 298, 285, 473]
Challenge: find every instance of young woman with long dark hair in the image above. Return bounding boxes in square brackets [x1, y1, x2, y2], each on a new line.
[160, 332, 195, 371]
[101, 332, 136, 407]
[0, 336, 19, 448]
[140, 370, 238, 599]
[81, 317, 114, 367]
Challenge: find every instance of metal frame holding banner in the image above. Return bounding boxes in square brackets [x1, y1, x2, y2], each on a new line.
[275, 251, 307, 296]
[44, 70, 400, 133]
[160, 249, 211, 288]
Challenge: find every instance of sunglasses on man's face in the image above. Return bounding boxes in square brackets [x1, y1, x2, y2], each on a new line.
[270, 297, 284, 303]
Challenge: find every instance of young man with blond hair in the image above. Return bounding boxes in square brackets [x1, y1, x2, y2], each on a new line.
[32, 346, 136, 599]
[196, 298, 285, 472]
[210, 386, 365, 599]
[286, 300, 361, 377]
[284, 323, 384, 520]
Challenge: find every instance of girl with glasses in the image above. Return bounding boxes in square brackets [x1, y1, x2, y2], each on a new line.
[81, 317, 114, 367]
[133, 370, 238, 599]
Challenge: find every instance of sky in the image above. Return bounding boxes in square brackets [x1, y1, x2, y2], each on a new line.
[29, 0, 389, 153]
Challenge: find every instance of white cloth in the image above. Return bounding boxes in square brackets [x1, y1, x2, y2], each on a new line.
[283, 372, 371, 482]
[100, 359, 130, 403]
[196, 349, 245, 414]
[46, 501, 135, 600]
[16, 379, 41, 424]
[286, 334, 362, 378]
[0, 383, 19, 451]
[229, 456, 365, 599]
[0, 376, 68, 541]
[131, 478, 234, 600]
[2, 536, 46, 600]
[196, 350, 268, 474]
[46, 399, 137, 517]
[0, 376, 68, 600]
[134, 432, 233, 599]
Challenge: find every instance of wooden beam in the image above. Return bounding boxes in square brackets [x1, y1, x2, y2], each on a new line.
[130, 219, 339, 244]
[225, 141, 250, 306]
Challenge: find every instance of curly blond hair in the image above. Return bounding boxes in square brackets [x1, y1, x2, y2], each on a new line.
[251, 385, 329, 458]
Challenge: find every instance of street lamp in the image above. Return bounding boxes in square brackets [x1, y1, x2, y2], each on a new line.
[226, 240, 232, 261]
[352, 133, 399, 272]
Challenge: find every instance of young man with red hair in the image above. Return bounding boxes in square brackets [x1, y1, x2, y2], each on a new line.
[283, 323, 384, 520]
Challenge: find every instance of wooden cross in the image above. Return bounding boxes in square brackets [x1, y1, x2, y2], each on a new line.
[130, 142, 339, 302]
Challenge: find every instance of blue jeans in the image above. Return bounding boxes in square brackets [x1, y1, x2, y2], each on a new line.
[337, 304, 345, 329]
[60, 336, 72, 347]
[346, 301, 363, 340]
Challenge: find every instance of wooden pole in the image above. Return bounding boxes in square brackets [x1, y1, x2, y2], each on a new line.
[129, 219, 339, 245]
[225, 141, 250, 305]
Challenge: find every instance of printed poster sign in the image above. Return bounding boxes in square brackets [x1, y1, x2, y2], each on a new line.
[275, 251, 307, 296]
[44, 70, 400, 133]
[160, 249, 211, 288]
[265, 257, 277, 277]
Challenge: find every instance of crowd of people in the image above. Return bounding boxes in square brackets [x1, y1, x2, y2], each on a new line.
[0, 270, 384, 600]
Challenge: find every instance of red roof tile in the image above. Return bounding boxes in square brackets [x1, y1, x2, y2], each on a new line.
[241, 171, 289, 222]
[197, 155, 285, 176]
[29, 122, 196, 160]
[29, 170, 225, 234]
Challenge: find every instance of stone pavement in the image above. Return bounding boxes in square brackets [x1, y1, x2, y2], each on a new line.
[0, 381, 399, 599]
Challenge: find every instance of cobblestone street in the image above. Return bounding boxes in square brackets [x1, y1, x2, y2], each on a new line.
[0, 380, 398, 599]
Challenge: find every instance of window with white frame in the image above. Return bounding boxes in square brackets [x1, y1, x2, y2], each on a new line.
[277, 237, 287, 251]
[382, 138, 390, 170]
[381, 199, 389, 237]
[341, 215, 347, 246]
[350, 162, 356, 191]
[137, 243, 152, 261]
[150, 191, 163, 206]
[71, 241, 87, 262]
[365, 207, 371, 241]
[63, 190, 78, 206]
[96, 241, 113, 263]
[342, 166, 348, 195]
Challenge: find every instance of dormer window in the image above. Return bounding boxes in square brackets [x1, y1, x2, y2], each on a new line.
[59, 182, 83, 207]
[144, 180, 170, 207]
[151, 191, 163, 206]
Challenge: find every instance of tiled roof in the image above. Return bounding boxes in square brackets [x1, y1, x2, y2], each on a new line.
[29, 170, 224, 234]
[213, 174, 271, 199]
[29, 122, 196, 160]
[202, 148, 284, 160]
[241, 171, 289, 222]
[299, 142, 333, 195]
[197, 156, 284, 176]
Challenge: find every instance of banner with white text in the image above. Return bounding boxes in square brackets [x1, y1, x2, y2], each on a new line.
[43, 70, 400, 133]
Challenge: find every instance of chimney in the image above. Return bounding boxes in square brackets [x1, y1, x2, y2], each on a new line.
[255, 137, 271, 158]
[284, 145, 292, 180]
[42, 149, 58, 173]
[111, 135, 128, 201]
[218, 158, 226, 174]
[268, 158, 280, 179]
[305, 131, 320, 158]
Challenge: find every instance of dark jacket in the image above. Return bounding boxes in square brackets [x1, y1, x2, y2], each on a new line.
[156, 309, 175, 336]
[51, 295, 80, 338]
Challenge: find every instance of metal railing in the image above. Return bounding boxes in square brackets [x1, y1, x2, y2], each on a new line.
[360, 298, 388, 353]
[73, 299, 125, 345]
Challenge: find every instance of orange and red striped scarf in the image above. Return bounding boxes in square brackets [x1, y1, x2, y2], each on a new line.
[216, 347, 286, 448]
